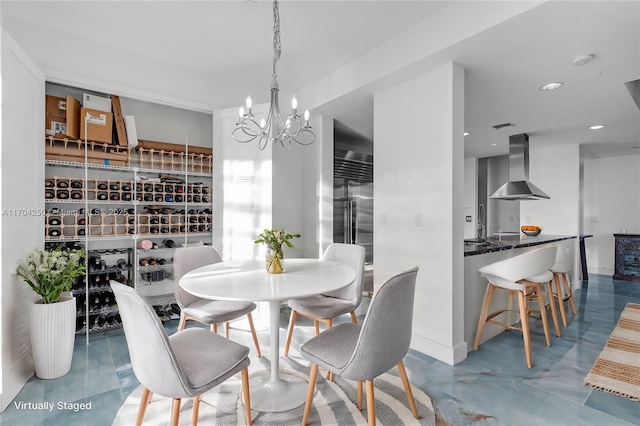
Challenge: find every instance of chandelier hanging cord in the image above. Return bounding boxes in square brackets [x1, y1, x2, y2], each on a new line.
[272, 0, 281, 81]
[232, 0, 316, 150]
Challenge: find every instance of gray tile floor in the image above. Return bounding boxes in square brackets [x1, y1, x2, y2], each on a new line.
[1, 274, 638, 425]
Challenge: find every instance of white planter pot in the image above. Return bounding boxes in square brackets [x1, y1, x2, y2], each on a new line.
[30, 296, 76, 379]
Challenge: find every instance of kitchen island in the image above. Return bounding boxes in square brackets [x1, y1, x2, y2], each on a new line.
[464, 234, 578, 349]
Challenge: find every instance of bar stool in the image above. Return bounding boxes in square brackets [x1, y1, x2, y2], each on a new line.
[474, 245, 558, 368]
[551, 261, 578, 327]
[521, 268, 562, 338]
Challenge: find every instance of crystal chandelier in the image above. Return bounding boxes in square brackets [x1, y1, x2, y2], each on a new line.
[232, 0, 316, 151]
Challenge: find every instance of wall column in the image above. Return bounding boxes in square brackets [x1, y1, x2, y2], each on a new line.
[374, 62, 466, 365]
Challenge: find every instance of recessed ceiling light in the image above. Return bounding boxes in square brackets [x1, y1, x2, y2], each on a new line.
[589, 124, 606, 130]
[488, 143, 498, 147]
[571, 54, 594, 66]
[540, 82, 564, 91]
[464, 132, 470, 136]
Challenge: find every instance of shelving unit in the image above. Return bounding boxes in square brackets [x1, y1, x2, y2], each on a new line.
[614, 234, 640, 283]
[43, 87, 214, 338]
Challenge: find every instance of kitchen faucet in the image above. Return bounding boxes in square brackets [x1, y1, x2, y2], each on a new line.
[488, 225, 502, 242]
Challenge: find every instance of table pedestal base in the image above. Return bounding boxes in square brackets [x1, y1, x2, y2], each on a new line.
[249, 370, 308, 412]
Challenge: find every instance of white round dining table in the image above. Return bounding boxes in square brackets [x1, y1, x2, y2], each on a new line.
[179, 258, 356, 412]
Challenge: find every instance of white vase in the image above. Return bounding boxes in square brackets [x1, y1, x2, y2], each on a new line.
[30, 296, 76, 379]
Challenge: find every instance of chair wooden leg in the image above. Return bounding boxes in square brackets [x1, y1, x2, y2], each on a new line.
[533, 283, 552, 346]
[563, 272, 578, 315]
[553, 273, 569, 327]
[517, 291, 533, 368]
[171, 398, 181, 426]
[474, 284, 495, 351]
[178, 313, 187, 331]
[241, 368, 252, 426]
[284, 310, 297, 357]
[136, 387, 152, 426]
[544, 280, 561, 337]
[191, 395, 201, 426]
[366, 380, 376, 426]
[225, 321, 230, 339]
[302, 363, 319, 426]
[357, 381, 363, 410]
[211, 323, 217, 333]
[397, 361, 419, 419]
[350, 311, 358, 324]
[314, 320, 320, 335]
[246, 313, 261, 357]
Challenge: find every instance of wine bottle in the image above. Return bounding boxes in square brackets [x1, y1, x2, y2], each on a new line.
[71, 180, 83, 189]
[57, 180, 69, 188]
[109, 183, 119, 191]
[97, 182, 108, 190]
[71, 190, 83, 200]
[45, 189, 55, 199]
[97, 192, 108, 200]
[110, 193, 120, 201]
[56, 190, 69, 199]
[45, 179, 55, 188]
[49, 216, 61, 226]
[48, 228, 61, 237]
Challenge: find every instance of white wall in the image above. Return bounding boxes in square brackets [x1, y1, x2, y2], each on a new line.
[584, 154, 640, 275]
[463, 158, 477, 239]
[520, 144, 581, 235]
[1, 29, 45, 412]
[374, 62, 466, 365]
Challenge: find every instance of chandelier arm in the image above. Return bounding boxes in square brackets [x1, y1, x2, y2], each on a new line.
[290, 129, 316, 146]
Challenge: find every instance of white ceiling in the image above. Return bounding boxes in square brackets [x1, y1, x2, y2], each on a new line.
[2, 0, 639, 159]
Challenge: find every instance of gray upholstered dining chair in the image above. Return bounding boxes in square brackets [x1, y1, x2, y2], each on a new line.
[110, 281, 252, 426]
[299, 267, 420, 426]
[284, 243, 365, 357]
[173, 245, 261, 356]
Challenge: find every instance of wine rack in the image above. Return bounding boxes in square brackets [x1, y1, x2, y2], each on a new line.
[70, 247, 132, 334]
[44, 85, 214, 336]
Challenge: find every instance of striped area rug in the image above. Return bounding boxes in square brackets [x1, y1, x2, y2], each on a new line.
[584, 303, 640, 401]
[113, 349, 435, 425]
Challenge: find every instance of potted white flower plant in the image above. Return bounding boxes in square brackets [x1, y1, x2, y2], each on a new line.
[254, 229, 300, 274]
[16, 247, 86, 379]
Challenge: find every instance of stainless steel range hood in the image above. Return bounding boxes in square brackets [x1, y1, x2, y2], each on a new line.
[489, 133, 550, 200]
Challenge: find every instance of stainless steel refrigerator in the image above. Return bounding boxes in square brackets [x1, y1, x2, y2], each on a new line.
[333, 149, 373, 265]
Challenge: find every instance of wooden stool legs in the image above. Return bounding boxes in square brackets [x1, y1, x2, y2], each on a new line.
[553, 271, 578, 327]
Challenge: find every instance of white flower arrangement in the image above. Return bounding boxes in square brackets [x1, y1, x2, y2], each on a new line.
[16, 248, 86, 304]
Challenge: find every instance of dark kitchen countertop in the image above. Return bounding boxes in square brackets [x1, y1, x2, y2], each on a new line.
[464, 234, 577, 256]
